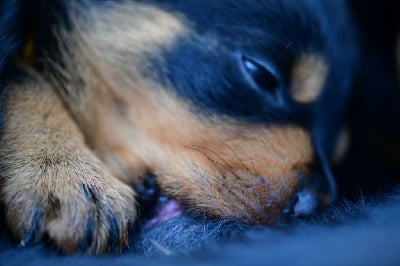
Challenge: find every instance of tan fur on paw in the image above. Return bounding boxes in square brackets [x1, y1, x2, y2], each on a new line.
[2, 156, 136, 254]
[0, 75, 136, 254]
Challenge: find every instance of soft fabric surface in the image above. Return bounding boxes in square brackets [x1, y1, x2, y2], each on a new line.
[1, 191, 400, 265]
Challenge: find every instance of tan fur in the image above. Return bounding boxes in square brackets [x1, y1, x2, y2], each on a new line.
[117, 89, 314, 223]
[0, 69, 136, 254]
[291, 54, 329, 104]
[47, 2, 315, 224]
[1, 1, 317, 253]
[46, 2, 191, 185]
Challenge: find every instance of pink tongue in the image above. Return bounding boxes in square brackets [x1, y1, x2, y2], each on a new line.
[146, 199, 183, 227]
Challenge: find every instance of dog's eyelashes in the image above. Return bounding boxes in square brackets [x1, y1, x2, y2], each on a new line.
[242, 56, 279, 95]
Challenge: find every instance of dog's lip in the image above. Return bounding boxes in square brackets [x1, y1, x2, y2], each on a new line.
[135, 174, 183, 227]
[145, 195, 183, 227]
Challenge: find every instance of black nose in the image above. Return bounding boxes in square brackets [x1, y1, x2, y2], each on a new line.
[284, 166, 337, 216]
[283, 189, 319, 216]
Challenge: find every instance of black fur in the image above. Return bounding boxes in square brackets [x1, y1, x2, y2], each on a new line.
[147, 0, 358, 201]
[0, 0, 20, 78]
[335, 0, 400, 197]
[151, 0, 357, 156]
[0, 0, 399, 263]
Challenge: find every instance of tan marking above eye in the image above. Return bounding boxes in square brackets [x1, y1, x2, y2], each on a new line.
[291, 54, 329, 104]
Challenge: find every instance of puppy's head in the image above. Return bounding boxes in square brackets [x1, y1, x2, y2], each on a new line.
[59, 0, 356, 224]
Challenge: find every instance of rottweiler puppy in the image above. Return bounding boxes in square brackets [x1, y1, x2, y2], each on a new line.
[0, 0, 357, 254]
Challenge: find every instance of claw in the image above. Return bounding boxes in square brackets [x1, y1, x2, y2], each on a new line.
[107, 214, 120, 252]
[21, 207, 43, 246]
[77, 213, 95, 252]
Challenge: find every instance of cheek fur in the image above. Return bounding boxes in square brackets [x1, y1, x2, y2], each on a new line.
[130, 89, 315, 224]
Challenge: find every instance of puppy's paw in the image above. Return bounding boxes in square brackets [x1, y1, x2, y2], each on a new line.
[2, 158, 136, 254]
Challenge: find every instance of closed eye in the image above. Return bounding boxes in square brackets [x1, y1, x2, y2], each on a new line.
[241, 55, 280, 95]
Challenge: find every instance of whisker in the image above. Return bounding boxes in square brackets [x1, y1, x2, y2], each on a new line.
[186, 145, 254, 185]
[218, 138, 250, 172]
[191, 164, 258, 219]
[250, 158, 257, 175]
[186, 145, 235, 174]
[188, 145, 231, 168]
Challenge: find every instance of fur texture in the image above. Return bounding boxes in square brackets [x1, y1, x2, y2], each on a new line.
[0, 0, 358, 254]
[0, 0, 399, 261]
